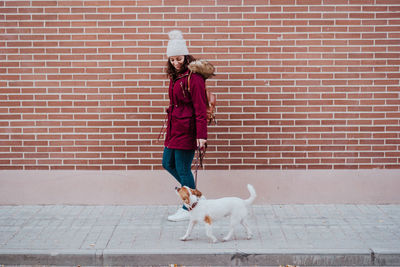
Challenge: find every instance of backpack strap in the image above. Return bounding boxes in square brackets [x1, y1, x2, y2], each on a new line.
[187, 71, 192, 93]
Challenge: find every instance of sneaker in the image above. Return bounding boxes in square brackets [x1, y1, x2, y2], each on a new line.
[168, 208, 189, 222]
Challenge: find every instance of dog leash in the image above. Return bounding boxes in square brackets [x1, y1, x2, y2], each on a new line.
[194, 143, 207, 188]
[157, 113, 168, 143]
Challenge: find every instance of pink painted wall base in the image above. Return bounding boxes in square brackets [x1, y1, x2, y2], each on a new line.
[0, 170, 399, 205]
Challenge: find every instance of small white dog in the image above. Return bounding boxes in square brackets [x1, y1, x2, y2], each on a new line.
[175, 184, 256, 243]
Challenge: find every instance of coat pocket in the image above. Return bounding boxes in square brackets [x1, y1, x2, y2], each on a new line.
[171, 113, 194, 136]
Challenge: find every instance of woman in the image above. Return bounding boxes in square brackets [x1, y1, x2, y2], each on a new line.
[162, 30, 210, 221]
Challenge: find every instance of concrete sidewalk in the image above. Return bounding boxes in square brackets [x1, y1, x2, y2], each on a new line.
[0, 205, 399, 266]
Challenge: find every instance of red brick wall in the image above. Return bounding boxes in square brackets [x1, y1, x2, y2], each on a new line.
[1, 0, 399, 170]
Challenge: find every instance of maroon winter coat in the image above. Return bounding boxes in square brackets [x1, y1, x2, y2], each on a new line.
[164, 69, 208, 150]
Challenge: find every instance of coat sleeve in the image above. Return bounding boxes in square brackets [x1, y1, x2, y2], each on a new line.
[190, 73, 208, 140]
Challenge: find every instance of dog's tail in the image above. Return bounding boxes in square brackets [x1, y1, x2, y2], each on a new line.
[244, 184, 256, 206]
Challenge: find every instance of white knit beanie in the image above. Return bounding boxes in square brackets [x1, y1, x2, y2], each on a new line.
[167, 30, 189, 57]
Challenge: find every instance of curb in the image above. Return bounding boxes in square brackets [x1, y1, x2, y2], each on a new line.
[1, 249, 399, 266]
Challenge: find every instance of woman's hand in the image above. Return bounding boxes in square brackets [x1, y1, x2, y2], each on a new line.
[196, 139, 207, 150]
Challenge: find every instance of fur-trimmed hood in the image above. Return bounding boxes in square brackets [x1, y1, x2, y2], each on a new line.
[188, 60, 215, 80]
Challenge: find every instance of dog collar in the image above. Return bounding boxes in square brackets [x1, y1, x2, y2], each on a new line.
[188, 202, 198, 211]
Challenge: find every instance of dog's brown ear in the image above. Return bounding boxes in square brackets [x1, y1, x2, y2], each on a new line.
[191, 189, 202, 197]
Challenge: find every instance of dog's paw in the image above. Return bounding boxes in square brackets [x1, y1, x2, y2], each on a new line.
[246, 234, 253, 240]
[210, 238, 218, 243]
[180, 236, 188, 241]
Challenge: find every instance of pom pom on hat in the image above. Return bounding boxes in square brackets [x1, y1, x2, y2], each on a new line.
[167, 30, 189, 57]
[169, 30, 184, 40]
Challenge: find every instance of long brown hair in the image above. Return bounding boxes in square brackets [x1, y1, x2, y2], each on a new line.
[166, 55, 196, 80]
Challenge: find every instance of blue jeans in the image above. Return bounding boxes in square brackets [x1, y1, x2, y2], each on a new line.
[162, 147, 196, 190]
